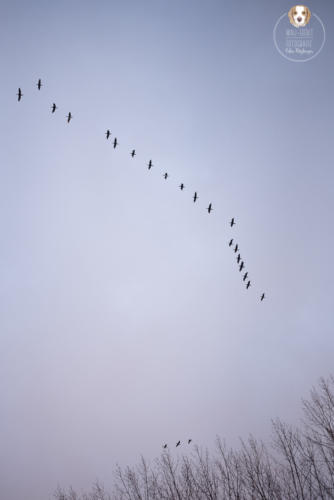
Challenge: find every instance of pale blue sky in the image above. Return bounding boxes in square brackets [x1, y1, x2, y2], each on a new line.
[0, 1, 333, 498]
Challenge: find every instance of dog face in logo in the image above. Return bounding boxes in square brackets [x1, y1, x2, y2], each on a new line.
[288, 5, 311, 27]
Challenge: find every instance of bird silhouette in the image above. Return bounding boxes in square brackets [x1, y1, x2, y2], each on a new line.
[17, 88, 23, 101]
[176, 441, 181, 447]
[237, 254, 241, 263]
[193, 192, 198, 202]
[106, 130, 111, 139]
[207, 203, 213, 214]
[163, 444, 168, 449]
[188, 439, 192, 444]
[261, 293, 265, 301]
[180, 183, 185, 190]
[239, 262, 244, 272]
[229, 239, 233, 247]
[234, 244, 238, 253]
[246, 281, 251, 289]
[131, 149, 136, 157]
[51, 103, 57, 113]
[37, 79, 42, 90]
[243, 272, 248, 282]
[164, 172, 168, 180]
[113, 137, 118, 148]
[230, 218, 235, 227]
[147, 160, 153, 169]
[67, 112, 72, 123]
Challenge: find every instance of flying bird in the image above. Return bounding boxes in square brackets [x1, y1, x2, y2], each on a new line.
[113, 137, 118, 148]
[230, 218, 235, 227]
[147, 160, 153, 169]
[207, 203, 213, 214]
[246, 281, 251, 289]
[188, 439, 192, 444]
[243, 272, 248, 282]
[37, 79, 42, 90]
[193, 192, 198, 202]
[163, 444, 168, 449]
[239, 261, 244, 271]
[164, 172, 168, 180]
[234, 244, 238, 253]
[261, 293, 265, 301]
[229, 239, 233, 247]
[237, 254, 241, 263]
[180, 183, 185, 190]
[106, 129, 111, 139]
[17, 88, 23, 101]
[176, 441, 181, 447]
[131, 149, 136, 157]
[51, 103, 57, 113]
[67, 112, 72, 123]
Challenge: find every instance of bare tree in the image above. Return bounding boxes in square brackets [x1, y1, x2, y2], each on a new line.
[215, 438, 246, 499]
[54, 375, 334, 500]
[54, 481, 111, 500]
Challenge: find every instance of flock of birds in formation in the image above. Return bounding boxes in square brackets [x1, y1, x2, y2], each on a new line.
[16, 81, 266, 302]
[163, 439, 192, 449]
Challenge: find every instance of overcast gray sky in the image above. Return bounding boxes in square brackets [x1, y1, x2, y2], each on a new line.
[0, 1, 333, 499]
